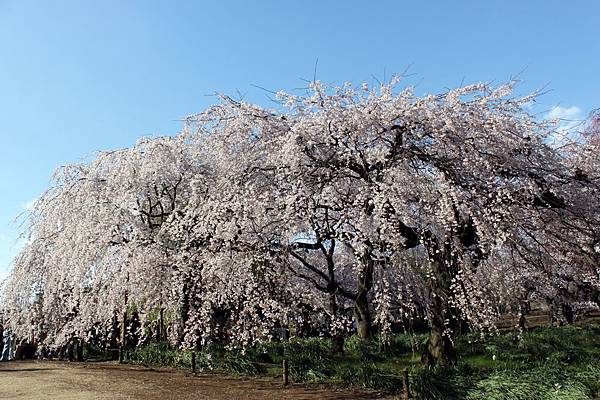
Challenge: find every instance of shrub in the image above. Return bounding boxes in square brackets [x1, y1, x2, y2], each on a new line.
[343, 333, 424, 360]
[335, 362, 403, 392]
[343, 335, 383, 361]
[282, 337, 333, 381]
[214, 352, 262, 375]
[127, 342, 192, 369]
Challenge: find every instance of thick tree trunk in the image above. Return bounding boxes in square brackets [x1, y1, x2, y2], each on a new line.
[422, 257, 457, 366]
[422, 313, 456, 366]
[354, 290, 372, 339]
[354, 247, 374, 340]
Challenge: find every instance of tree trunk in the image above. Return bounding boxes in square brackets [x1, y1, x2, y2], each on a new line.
[562, 303, 574, 325]
[178, 281, 190, 346]
[422, 316, 456, 366]
[157, 307, 165, 342]
[110, 311, 119, 350]
[354, 247, 374, 340]
[422, 257, 456, 366]
[517, 299, 530, 330]
[329, 293, 345, 353]
[121, 309, 128, 348]
[354, 289, 372, 339]
[76, 339, 84, 361]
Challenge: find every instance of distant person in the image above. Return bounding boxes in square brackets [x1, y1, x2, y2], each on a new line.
[2, 328, 14, 361]
[0, 324, 3, 360]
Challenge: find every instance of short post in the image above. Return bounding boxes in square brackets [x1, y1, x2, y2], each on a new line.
[402, 367, 410, 399]
[282, 359, 289, 386]
[191, 351, 196, 374]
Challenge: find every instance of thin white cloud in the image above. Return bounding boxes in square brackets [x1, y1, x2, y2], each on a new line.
[547, 105, 581, 121]
[547, 105, 584, 133]
[546, 105, 585, 147]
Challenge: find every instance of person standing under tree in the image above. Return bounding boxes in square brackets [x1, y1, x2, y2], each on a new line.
[0, 323, 4, 360]
[1, 323, 14, 361]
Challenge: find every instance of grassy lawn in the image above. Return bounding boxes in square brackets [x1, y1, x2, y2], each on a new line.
[121, 324, 600, 399]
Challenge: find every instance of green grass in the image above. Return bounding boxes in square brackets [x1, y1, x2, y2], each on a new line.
[121, 324, 600, 399]
[413, 324, 600, 400]
[126, 342, 194, 369]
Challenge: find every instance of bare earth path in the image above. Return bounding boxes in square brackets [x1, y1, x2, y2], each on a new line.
[0, 361, 391, 400]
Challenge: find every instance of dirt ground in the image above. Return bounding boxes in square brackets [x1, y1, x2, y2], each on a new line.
[0, 360, 392, 400]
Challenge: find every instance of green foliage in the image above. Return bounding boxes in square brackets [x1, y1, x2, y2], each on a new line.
[388, 333, 427, 355]
[413, 325, 600, 400]
[411, 363, 600, 400]
[128, 342, 262, 375]
[573, 362, 600, 396]
[212, 352, 262, 375]
[283, 337, 333, 381]
[344, 335, 382, 360]
[459, 324, 600, 367]
[336, 362, 404, 391]
[411, 365, 475, 400]
[127, 342, 192, 369]
[123, 325, 600, 398]
[465, 370, 583, 400]
[343, 334, 425, 360]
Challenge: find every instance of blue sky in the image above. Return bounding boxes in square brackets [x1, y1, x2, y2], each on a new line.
[0, 0, 598, 281]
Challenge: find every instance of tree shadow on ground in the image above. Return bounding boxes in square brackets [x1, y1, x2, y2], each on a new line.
[0, 368, 57, 372]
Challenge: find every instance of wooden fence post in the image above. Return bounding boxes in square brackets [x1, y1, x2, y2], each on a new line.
[402, 367, 410, 399]
[283, 359, 289, 386]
